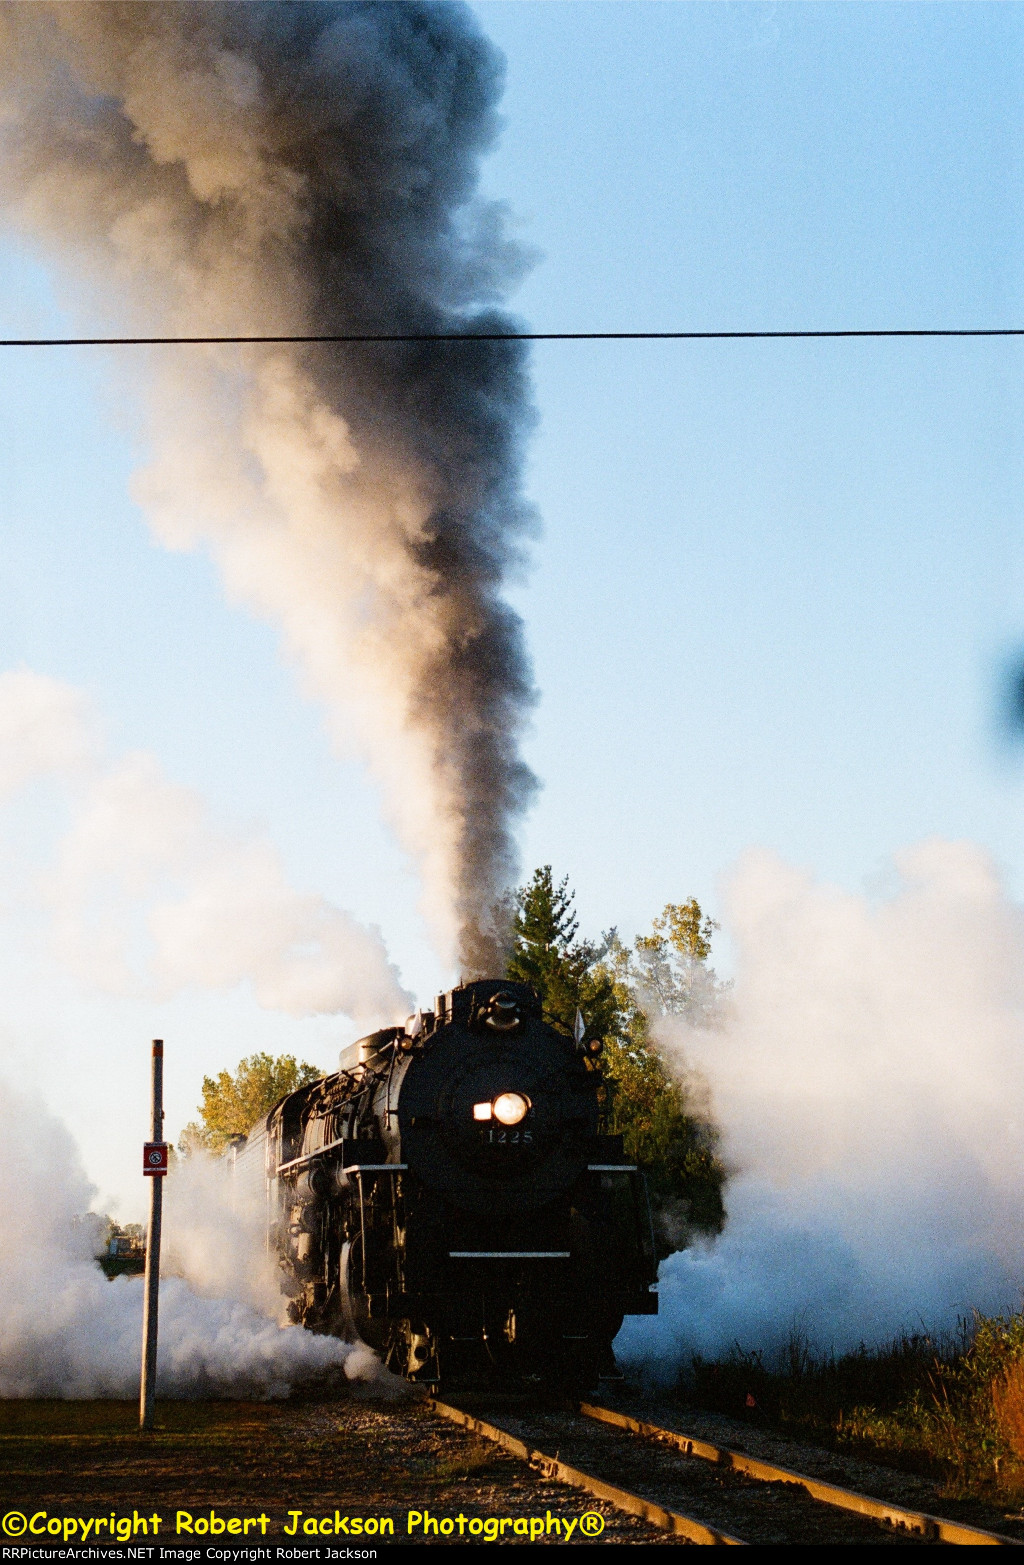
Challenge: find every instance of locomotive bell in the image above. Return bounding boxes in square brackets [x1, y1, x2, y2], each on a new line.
[483, 991, 520, 1031]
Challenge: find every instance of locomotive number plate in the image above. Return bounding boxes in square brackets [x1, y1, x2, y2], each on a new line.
[481, 1127, 533, 1145]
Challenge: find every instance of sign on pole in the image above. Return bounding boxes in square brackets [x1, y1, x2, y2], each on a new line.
[143, 1142, 168, 1175]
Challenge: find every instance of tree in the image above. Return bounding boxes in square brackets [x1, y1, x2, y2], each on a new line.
[506, 866, 619, 1040]
[506, 867, 727, 1254]
[178, 1051, 322, 1155]
[600, 908, 729, 1247]
[632, 899, 723, 1026]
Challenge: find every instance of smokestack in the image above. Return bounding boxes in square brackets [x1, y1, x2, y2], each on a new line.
[0, 2, 538, 973]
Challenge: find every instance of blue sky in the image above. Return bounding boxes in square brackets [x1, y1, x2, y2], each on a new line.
[477, 0, 1024, 928]
[1, 1, 1023, 1210]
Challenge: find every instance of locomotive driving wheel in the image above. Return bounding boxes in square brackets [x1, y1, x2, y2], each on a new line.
[339, 1237, 371, 1345]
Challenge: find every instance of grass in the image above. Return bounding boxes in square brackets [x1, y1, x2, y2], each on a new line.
[419, 1437, 503, 1485]
[684, 1313, 1024, 1500]
[0, 1400, 276, 1438]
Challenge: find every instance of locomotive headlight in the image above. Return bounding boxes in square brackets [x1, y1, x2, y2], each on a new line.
[473, 1101, 492, 1121]
[492, 1091, 531, 1126]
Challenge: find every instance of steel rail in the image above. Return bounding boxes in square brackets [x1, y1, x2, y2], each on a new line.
[580, 1402, 1019, 1546]
[428, 1399, 746, 1545]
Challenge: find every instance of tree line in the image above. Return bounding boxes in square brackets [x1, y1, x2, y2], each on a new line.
[180, 866, 727, 1255]
[507, 866, 726, 1252]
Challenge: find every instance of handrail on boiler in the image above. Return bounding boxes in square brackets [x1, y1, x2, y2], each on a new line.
[276, 1135, 349, 1176]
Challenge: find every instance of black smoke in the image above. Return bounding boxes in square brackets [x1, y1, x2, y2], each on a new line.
[0, 1, 538, 974]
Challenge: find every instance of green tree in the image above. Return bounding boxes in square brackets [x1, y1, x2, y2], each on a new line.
[600, 906, 729, 1247]
[178, 1051, 322, 1155]
[633, 899, 723, 1025]
[506, 865, 619, 1039]
[506, 867, 727, 1254]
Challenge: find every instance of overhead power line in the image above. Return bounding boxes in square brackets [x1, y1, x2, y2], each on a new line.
[0, 328, 1022, 346]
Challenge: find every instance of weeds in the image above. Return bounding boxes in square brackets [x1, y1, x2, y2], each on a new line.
[992, 1364, 1024, 1460]
[425, 1438, 501, 1485]
[684, 1313, 1024, 1499]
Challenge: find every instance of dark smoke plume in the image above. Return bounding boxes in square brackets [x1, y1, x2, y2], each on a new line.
[0, 1, 538, 973]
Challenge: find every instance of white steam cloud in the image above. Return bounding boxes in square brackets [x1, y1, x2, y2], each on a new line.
[0, 670, 100, 797]
[0, 2, 538, 973]
[618, 840, 1024, 1375]
[0, 1076, 373, 1398]
[0, 668, 409, 1023]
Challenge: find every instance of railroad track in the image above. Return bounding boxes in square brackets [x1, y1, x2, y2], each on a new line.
[428, 1397, 1021, 1546]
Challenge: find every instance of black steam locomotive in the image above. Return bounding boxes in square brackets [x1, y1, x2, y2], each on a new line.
[233, 979, 658, 1389]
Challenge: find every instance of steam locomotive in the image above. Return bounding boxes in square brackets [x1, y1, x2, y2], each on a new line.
[233, 979, 658, 1389]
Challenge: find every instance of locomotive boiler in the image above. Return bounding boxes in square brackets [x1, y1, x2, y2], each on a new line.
[233, 979, 658, 1389]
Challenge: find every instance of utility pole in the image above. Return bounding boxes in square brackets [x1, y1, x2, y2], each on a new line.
[139, 1038, 168, 1432]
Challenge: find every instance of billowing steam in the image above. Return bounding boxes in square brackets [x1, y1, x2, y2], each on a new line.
[0, 668, 409, 1022]
[0, 1, 537, 973]
[0, 1075, 377, 1397]
[617, 840, 1024, 1376]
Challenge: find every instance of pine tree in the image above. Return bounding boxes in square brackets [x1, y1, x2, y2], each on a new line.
[506, 865, 618, 1038]
[506, 867, 727, 1254]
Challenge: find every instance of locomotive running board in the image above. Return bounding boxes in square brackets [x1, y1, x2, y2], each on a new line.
[448, 1251, 571, 1259]
[276, 1138, 407, 1176]
[428, 1399, 746, 1545]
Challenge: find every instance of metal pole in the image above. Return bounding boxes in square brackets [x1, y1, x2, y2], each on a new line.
[139, 1039, 164, 1432]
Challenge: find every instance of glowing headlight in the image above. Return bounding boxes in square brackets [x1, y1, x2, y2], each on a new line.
[492, 1091, 531, 1126]
[473, 1102, 492, 1121]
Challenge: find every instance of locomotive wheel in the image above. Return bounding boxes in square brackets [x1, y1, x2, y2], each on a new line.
[338, 1237, 379, 1348]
